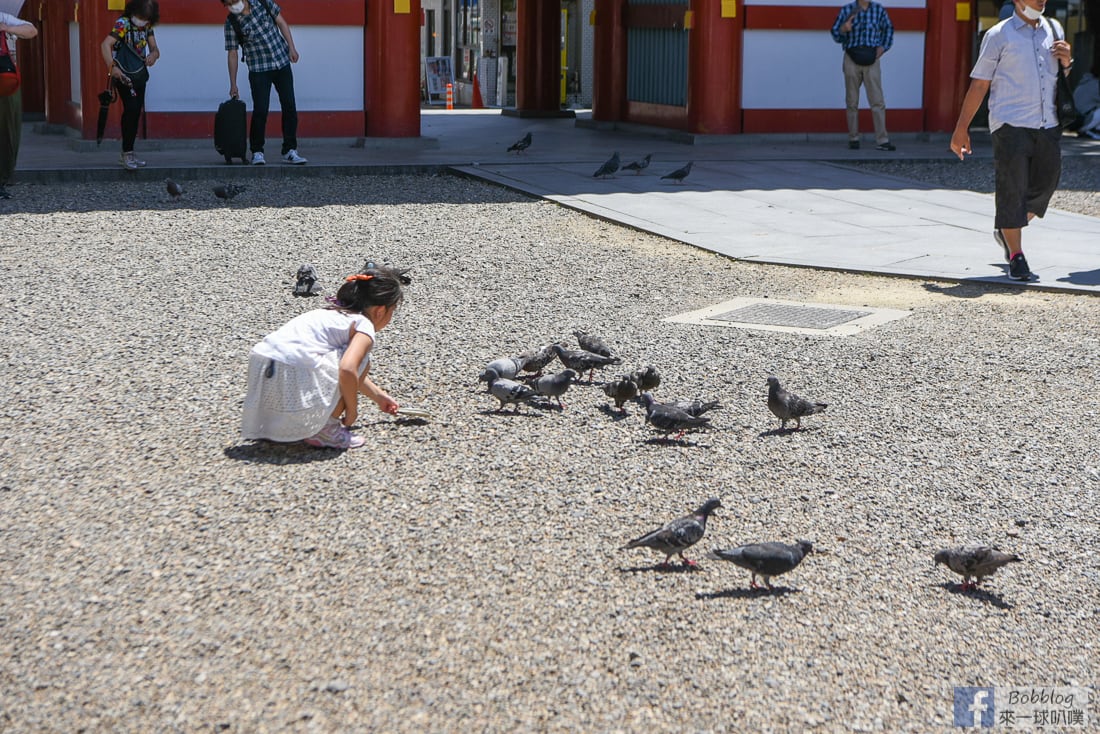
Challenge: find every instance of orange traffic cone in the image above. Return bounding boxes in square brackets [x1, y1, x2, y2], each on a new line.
[472, 70, 485, 109]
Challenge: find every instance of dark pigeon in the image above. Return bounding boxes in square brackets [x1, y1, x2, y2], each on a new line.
[767, 376, 827, 430]
[661, 161, 693, 184]
[622, 154, 652, 175]
[213, 183, 245, 202]
[621, 498, 723, 567]
[293, 264, 322, 297]
[670, 399, 722, 418]
[638, 393, 711, 441]
[165, 178, 183, 200]
[550, 344, 621, 381]
[485, 372, 537, 413]
[507, 132, 532, 154]
[529, 369, 576, 409]
[573, 330, 613, 358]
[709, 540, 814, 590]
[593, 151, 620, 179]
[602, 376, 638, 413]
[517, 343, 561, 377]
[934, 545, 1021, 591]
[631, 366, 661, 393]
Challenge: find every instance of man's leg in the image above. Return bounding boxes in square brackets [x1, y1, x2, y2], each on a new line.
[271, 64, 298, 155]
[864, 60, 890, 144]
[248, 69, 274, 155]
[0, 89, 22, 189]
[842, 55, 862, 143]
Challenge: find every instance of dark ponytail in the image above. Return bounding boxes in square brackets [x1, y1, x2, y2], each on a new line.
[330, 265, 411, 313]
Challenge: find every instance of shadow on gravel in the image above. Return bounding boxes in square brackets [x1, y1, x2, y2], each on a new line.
[1059, 268, 1100, 286]
[618, 563, 705, 574]
[223, 442, 346, 465]
[598, 405, 632, 421]
[921, 280, 1029, 299]
[696, 587, 800, 600]
[936, 582, 1014, 610]
[479, 409, 545, 418]
[642, 437, 710, 447]
[757, 427, 822, 438]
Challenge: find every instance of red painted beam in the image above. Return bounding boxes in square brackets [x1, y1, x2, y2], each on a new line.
[743, 107, 924, 133]
[744, 5, 926, 31]
[159, 1, 365, 25]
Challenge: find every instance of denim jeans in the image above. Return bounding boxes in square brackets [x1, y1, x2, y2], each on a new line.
[247, 63, 297, 156]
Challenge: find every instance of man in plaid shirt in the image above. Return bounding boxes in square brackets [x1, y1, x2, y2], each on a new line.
[831, 0, 896, 151]
[221, 0, 307, 165]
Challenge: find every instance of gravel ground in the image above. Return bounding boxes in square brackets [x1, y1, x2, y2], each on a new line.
[1, 169, 1098, 732]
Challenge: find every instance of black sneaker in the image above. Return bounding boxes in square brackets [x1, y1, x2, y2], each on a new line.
[848, 140, 860, 150]
[993, 229, 1010, 262]
[1008, 253, 1033, 281]
[875, 141, 897, 151]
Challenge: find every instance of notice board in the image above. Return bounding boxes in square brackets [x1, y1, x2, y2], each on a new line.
[424, 56, 455, 103]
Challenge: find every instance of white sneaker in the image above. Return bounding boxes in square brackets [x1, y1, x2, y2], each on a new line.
[282, 149, 307, 165]
[120, 152, 144, 170]
[251, 152, 266, 166]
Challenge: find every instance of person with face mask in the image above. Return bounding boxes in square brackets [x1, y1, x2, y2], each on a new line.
[221, 0, 307, 166]
[100, 0, 160, 170]
[949, 0, 1073, 281]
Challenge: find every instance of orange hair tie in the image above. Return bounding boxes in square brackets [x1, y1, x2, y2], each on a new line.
[345, 274, 375, 282]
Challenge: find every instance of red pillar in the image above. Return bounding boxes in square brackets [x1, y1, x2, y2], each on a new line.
[592, 0, 626, 122]
[923, 0, 974, 132]
[366, 0, 421, 137]
[77, 0, 115, 139]
[514, 0, 562, 114]
[686, 0, 741, 134]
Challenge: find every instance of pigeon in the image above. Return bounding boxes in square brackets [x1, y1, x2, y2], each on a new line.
[516, 343, 560, 377]
[638, 393, 711, 441]
[767, 376, 827, 430]
[507, 132, 532, 154]
[621, 498, 723, 567]
[631, 365, 661, 393]
[669, 399, 722, 418]
[602, 376, 638, 413]
[485, 373, 537, 413]
[165, 178, 183, 200]
[479, 356, 525, 383]
[529, 369, 577, 409]
[213, 183, 245, 201]
[709, 540, 814, 590]
[293, 264, 321, 297]
[661, 161, 693, 184]
[572, 330, 613, 358]
[592, 151, 620, 179]
[934, 545, 1021, 591]
[550, 344, 621, 381]
[621, 154, 652, 175]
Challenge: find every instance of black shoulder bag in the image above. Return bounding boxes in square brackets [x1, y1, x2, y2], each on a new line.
[113, 33, 150, 85]
[1045, 17, 1079, 128]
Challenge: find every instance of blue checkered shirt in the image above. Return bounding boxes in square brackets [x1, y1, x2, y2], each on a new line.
[832, 1, 894, 52]
[224, 0, 290, 73]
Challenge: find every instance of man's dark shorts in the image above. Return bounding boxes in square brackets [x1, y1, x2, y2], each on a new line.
[991, 124, 1062, 229]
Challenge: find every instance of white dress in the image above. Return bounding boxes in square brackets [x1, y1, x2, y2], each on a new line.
[241, 309, 375, 442]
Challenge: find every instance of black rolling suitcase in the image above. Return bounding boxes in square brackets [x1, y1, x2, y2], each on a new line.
[214, 97, 248, 164]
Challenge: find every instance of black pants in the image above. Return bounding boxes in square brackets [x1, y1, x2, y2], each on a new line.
[991, 124, 1062, 230]
[114, 77, 147, 154]
[248, 63, 297, 156]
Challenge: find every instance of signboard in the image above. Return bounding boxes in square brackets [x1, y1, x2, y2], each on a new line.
[424, 56, 455, 104]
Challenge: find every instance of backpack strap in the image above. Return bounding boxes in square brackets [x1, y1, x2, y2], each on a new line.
[228, 12, 245, 46]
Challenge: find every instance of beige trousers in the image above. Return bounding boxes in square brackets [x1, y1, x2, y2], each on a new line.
[843, 53, 889, 144]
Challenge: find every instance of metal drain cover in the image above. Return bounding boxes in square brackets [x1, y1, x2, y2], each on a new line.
[665, 297, 910, 336]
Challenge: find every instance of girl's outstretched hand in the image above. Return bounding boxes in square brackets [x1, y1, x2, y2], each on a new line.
[375, 394, 399, 415]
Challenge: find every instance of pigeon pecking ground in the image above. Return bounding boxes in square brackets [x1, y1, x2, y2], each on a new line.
[1, 168, 1098, 732]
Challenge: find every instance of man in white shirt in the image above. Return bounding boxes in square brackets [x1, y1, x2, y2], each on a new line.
[949, 0, 1072, 281]
[0, 9, 37, 199]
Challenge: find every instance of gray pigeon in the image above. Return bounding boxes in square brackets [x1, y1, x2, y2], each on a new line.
[573, 330, 613, 358]
[293, 264, 322, 297]
[529, 369, 577, 409]
[767, 376, 827, 430]
[638, 393, 711, 441]
[517, 343, 561, 376]
[621, 154, 652, 175]
[621, 498, 723, 567]
[479, 356, 525, 383]
[934, 545, 1021, 591]
[709, 540, 813, 590]
[602, 376, 639, 413]
[213, 183, 245, 202]
[165, 178, 183, 200]
[631, 366, 661, 393]
[593, 151, 620, 179]
[670, 399, 722, 418]
[550, 344, 621, 381]
[507, 132, 532, 154]
[485, 373, 537, 413]
[661, 161, 693, 184]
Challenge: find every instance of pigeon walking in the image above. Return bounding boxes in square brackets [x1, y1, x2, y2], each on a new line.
[638, 393, 711, 441]
[550, 344, 621, 382]
[631, 365, 661, 393]
[661, 161, 693, 184]
[670, 399, 722, 418]
[767, 376, 827, 430]
[529, 369, 576, 409]
[622, 154, 652, 175]
[621, 498, 723, 568]
[934, 545, 1021, 591]
[573, 330, 613, 358]
[602, 376, 639, 413]
[485, 373, 537, 413]
[213, 183, 245, 202]
[507, 132, 532, 154]
[517, 343, 560, 377]
[479, 356, 525, 383]
[709, 540, 814, 590]
[592, 152, 620, 179]
[165, 178, 183, 200]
